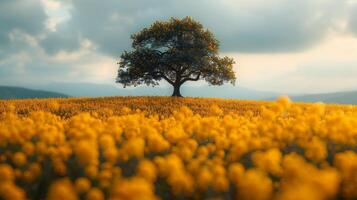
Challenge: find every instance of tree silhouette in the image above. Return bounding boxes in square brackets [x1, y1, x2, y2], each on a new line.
[116, 17, 236, 97]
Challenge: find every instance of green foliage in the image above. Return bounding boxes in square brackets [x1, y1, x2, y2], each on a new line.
[116, 17, 236, 96]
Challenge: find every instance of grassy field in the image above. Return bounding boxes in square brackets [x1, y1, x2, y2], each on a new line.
[0, 96, 356, 200]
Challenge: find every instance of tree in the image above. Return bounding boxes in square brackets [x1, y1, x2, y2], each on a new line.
[116, 17, 236, 97]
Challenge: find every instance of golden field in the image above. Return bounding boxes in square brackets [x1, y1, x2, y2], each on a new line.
[0, 96, 356, 200]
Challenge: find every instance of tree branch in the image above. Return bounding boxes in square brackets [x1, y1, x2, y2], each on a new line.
[161, 75, 174, 85]
[180, 73, 201, 84]
[181, 69, 200, 79]
[153, 72, 174, 85]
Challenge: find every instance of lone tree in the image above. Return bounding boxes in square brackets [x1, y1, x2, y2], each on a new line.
[116, 17, 236, 97]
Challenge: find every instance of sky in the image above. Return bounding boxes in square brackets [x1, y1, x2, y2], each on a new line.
[0, 0, 357, 94]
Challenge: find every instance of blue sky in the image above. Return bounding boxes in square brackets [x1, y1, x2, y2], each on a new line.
[1, 0, 357, 93]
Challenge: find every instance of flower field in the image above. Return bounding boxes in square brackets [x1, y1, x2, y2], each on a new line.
[0, 96, 356, 200]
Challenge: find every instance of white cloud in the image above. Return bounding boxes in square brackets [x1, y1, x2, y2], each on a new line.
[42, 0, 71, 32]
[230, 32, 357, 93]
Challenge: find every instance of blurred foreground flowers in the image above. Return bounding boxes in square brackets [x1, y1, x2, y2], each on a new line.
[0, 96, 356, 199]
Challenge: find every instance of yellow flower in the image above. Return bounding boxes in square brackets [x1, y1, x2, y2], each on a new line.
[12, 152, 26, 167]
[212, 176, 229, 192]
[281, 153, 341, 199]
[197, 167, 212, 190]
[146, 133, 170, 152]
[236, 169, 273, 200]
[275, 184, 323, 200]
[276, 95, 292, 109]
[228, 163, 245, 184]
[121, 106, 131, 114]
[137, 160, 157, 182]
[22, 142, 35, 156]
[52, 158, 67, 176]
[334, 151, 357, 199]
[99, 135, 115, 148]
[46, 178, 78, 200]
[28, 163, 41, 178]
[210, 105, 223, 116]
[75, 140, 98, 166]
[0, 182, 26, 200]
[75, 177, 91, 193]
[304, 137, 327, 162]
[167, 171, 194, 195]
[86, 188, 104, 200]
[22, 170, 35, 183]
[124, 138, 145, 159]
[110, 177, 158, 200]
[85, 165, 98, 179]
[98, 170, 112, 189]
[252, 148, 282, 176]
[0, 164, 14, 183]
[103, 148, 118, 163]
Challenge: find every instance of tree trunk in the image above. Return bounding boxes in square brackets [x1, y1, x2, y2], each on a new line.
[172, 84, 182, 97]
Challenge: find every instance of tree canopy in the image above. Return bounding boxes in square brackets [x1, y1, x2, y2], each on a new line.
[116, 17, 236, 97]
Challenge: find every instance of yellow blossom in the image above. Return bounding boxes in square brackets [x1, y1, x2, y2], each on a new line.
[109, 177, 158, 200]
[0, 183, 26, 200]
[46, 179, 78, 200]
[86, 188, 104, 200]
[0, 164, 14, 183]
[137, 160, 157, 182]
[12, 152, 27, 167]
[75, 177, 91, 193]
[236, 169, 273, 200]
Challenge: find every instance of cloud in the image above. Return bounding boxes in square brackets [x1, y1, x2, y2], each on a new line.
[0, 41, 116, 86]
[40, 26, 81, 54]
[1, 0, 354, 56]
[174, 0, 347, 52]
[39, 0, 350, 56]
[348, 2, 357, 35]
[230, 33, 357, 93]
[0, 0, 47, 58]
[0, 0, 111, 86]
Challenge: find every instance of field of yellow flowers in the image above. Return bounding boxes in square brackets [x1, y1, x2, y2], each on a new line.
[0, 96, 356, 200]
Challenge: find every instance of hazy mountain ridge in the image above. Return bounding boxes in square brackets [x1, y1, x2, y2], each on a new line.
[290, 91, 357, 104]
[0, 86, 68, 99]
[2, 83, 357, 104]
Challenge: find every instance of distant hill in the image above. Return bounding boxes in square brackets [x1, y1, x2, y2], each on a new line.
[290, 91, 357, 104]
[30, 82, 279, 100]
[6, 83, 357, 104]
[32, 82, 124, 97]
[0, 86, 69, 99]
